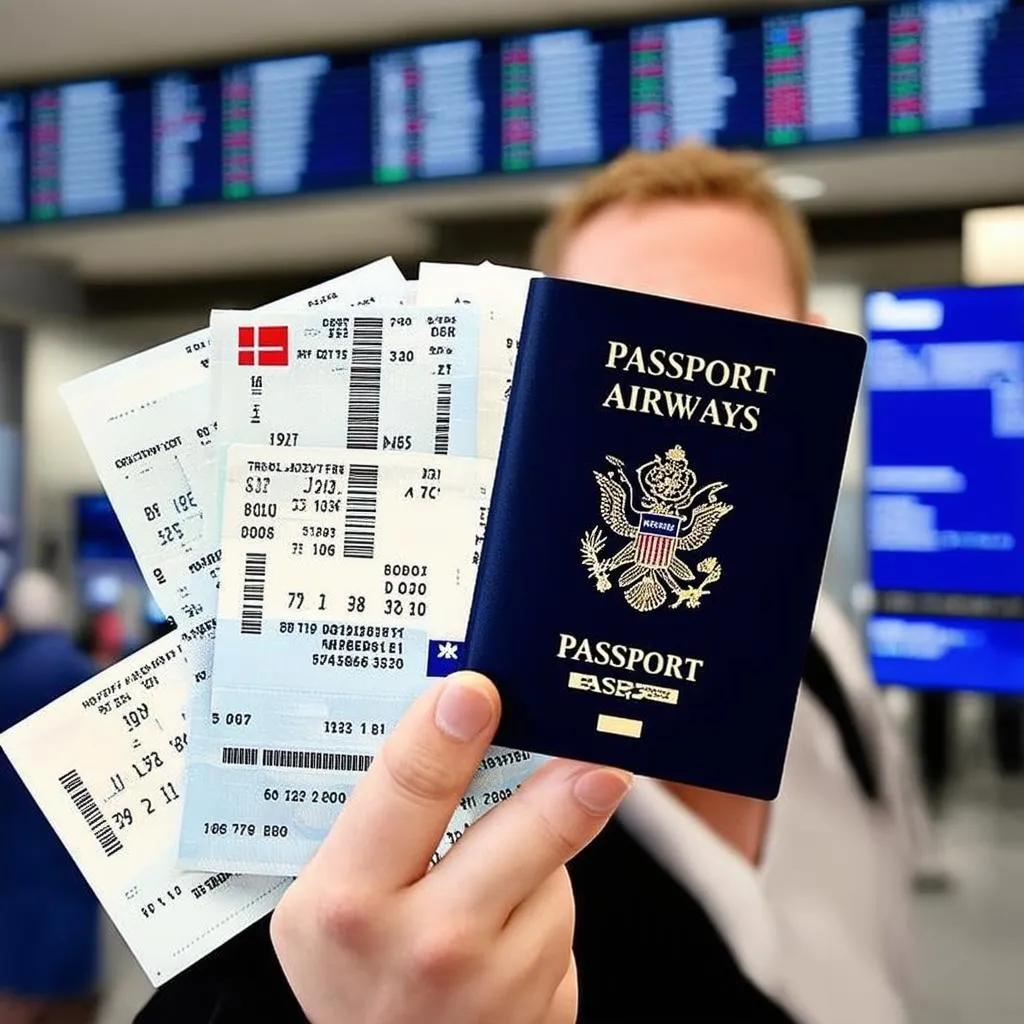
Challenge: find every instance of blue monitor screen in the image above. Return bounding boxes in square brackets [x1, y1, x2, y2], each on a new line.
[75, 494, 135, 562]
[28, 77, 152, 221]
[372, 39, 500, 182]
[866, 284, 1024, 597]
[865, 284, 1024, 691]
[1, 0, 1023, 226]
[0, 92, 26, 223]
[869, 615, 1024, 693]
[152, 68, 222, 208]
[220, 53, 372, 201]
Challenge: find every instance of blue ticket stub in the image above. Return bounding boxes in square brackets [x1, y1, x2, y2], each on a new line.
[178, 445, 539, 876]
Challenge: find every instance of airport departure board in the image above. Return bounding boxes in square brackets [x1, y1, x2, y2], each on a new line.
[0, 0, 1021, 226]
[373, 40, 495, 182]
[866, 284, 1024, 693]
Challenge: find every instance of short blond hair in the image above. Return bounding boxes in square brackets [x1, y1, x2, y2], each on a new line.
[532, 143, 813, 314]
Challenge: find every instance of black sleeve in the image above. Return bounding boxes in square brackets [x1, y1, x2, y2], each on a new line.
[134, 918, 307, 1024]
[139, 818, 798, 1024]
[568, 820, 798, 1024]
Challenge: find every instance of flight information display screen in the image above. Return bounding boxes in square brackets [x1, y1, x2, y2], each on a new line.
[28, 77, 152, 221]
[869, 616, 1024, 692]
[0, 92, 25, 223]
[881, 0, 1024, 134]
[501, 29, 630, 172]
[221, 54, 371, 199]
[865, 284, 1024, 692]
[372, 40, 498, 182]
[762, 5, 872, 145]
[0, 0, 1021, 226]
[629, 16, 762, 149]
[866, 285, 1024, 597]
[152, 69, 221, 207]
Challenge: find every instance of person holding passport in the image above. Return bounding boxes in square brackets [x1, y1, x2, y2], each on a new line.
[138, 144, 920, 1024]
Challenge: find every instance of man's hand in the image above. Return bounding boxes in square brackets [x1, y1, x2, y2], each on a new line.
[270, 671, 631, 1024]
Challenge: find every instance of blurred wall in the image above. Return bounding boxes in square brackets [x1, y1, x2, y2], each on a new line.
[810, 280, 866, 617]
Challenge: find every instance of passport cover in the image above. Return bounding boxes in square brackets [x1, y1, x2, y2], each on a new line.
[463, 277, 865, 798]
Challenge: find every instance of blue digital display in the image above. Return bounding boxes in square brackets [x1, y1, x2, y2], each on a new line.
[629, 15, 764, 149]
[0, 92, 25, 223]
[75, 494, 135, 562]
[221, 54, 371, 200]
[0, 0, 1020, 226]
[28, 77, 152, 221]
[866, 284, 1024, 692]
[866, 285, 1024, 597]
[152, 69, 222, 207]
[869, 615, 1024, 692]
[372, 39, 500, 182]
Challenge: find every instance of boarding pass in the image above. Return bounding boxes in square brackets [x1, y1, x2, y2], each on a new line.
[416, 261, 540, 458]
[0, 635, 289, 985]
[179, 445, 539, 876]
[60, 257, 406, 628]
[202, 305, 484, 563]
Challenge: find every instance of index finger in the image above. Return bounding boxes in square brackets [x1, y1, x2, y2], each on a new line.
[306, 671, 499, 892]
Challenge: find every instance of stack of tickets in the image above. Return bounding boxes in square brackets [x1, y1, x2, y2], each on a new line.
[1, 258, 544, 985]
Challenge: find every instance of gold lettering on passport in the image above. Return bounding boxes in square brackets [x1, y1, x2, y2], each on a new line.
[556, 634, 704, 681]
[580, 446, 732, 612]
[602, 340, 778, 434]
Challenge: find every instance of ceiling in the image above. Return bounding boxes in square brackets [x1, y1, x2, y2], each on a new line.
[0, 0, 1021, 286]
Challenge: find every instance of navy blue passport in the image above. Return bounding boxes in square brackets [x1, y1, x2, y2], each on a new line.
[463, 277, 865, 799]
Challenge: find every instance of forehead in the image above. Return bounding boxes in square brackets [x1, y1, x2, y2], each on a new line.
[556, 199, 800, 320]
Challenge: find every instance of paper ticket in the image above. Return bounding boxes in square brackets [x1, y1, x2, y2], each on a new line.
[60, 257, 406, 628]
[205, 304, 482, 540]
[179, 444, 539, 876]
[416, 261, 540, 457]
[0, 636, 289, 985]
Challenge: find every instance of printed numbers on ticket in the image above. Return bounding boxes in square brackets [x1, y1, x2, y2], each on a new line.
[209, 443, 490, 722]
[211, 306, 481, 460]
[178, 444, 540, 876]
[0, 636, 288, 985]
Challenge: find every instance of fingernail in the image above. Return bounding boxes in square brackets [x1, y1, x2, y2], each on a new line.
[573, 768, 633, 815]
[434, 674, 496, 743]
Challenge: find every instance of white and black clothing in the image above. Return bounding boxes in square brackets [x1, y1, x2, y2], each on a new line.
[136, 596, 916, 1024]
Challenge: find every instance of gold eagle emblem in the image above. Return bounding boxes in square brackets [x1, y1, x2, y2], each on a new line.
[580, 445, 733, 612]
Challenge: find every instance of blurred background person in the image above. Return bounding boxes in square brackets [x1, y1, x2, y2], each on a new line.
[0, 569, 100, 1024]
[74, 607, 125, 671]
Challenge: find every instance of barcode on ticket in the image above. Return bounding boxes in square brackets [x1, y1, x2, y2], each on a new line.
[58, 768, 124, 857]
[221, 747, 374, 772]
[240, 552, 267, 635]
[434, 382, 452, 455]
[347, 317, 383, 449]
[343, 464, 378, 559]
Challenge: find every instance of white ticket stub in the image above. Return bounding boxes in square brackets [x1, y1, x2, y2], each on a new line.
[0, 636, 289, 985]
[179, 444, 538, 876]
[416, 261, 540, 457]
[60, 257, 406, 627]
[210, 303, 482, 480]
